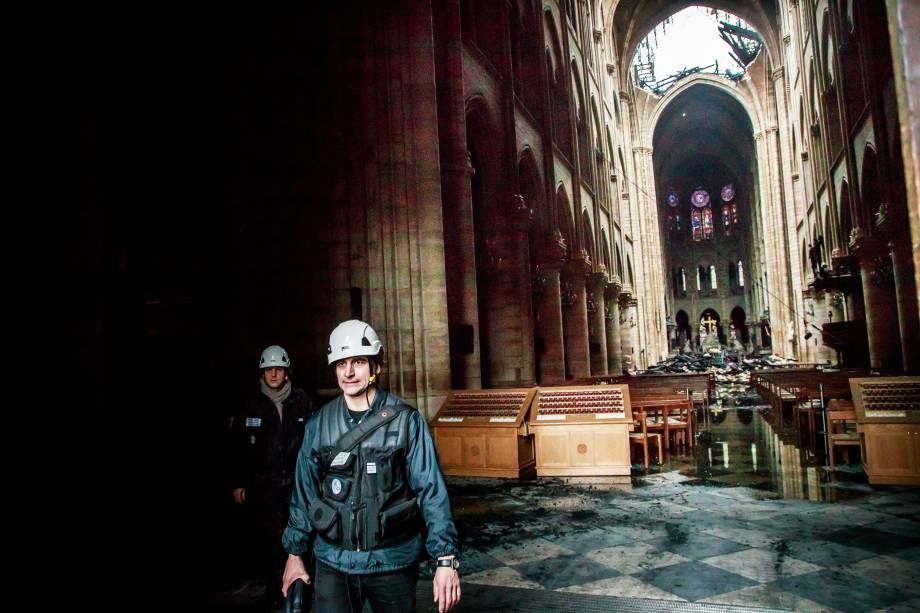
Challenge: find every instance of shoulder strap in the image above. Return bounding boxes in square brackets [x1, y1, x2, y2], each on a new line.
[332, 393, 410, 454]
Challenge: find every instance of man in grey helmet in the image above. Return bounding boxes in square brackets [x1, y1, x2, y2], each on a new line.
[281, 320, 461, 613]
[230, 345, 316, 612]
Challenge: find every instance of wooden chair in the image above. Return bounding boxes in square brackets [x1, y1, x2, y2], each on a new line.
[665, 398, 693, 451]
[793, 387, 823, 460]
[826, 400, 861, 469]
[630, 405, 664, 467]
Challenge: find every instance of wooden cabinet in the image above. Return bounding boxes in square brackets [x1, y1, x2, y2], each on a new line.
[529, 385, 633, 477]
[851, 377, 920, 485]
[430, 388, 537, 478]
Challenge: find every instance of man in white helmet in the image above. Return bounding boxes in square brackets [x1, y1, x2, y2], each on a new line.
[229, 345, 316, 612]
[281, 320, 461, 613]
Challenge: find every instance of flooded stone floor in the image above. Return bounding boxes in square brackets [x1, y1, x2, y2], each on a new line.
[206, 390, 920, 612]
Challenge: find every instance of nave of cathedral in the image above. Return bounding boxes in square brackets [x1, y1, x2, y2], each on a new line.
[205, 384, 920, 612]
[73, 0, 920, 610]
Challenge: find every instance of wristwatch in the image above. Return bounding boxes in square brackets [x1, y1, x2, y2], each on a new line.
[436, 557, 460, 570]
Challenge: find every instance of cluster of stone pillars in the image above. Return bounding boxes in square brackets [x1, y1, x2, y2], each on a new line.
[532, 246, 636, 383]
[852, 230, 920, 372]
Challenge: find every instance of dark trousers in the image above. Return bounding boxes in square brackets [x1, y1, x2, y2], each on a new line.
[314, 563, 418, 613]
[251, 484, 314, 611]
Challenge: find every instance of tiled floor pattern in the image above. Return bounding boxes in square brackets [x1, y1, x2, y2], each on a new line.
[439, 472, 920, 612]
[206, 401, 920, 612]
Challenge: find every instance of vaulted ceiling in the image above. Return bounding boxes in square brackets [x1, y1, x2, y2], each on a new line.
[653, 84, 753, 183]
[652, 83, 756, 243]
[603, 0, 780, 76]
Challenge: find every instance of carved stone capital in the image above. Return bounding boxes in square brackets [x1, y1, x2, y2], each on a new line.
[506, 193, 533, 225]
[847, 226, 875, 255]
[566, 249, 592, 276]
[534, 228, 568, 267]
[587, 271, 608, 289]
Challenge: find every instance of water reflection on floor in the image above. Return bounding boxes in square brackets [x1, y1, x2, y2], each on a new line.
[644, 400, 874, 504]
[437, 386, 920, 612]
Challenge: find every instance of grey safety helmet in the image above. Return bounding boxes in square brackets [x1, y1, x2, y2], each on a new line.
[260, 345, 291, 369]
[327, 320, 383, 365]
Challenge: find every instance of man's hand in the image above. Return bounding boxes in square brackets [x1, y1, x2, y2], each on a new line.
[432, 566, 460, 612]
[232, 487, 246, 505]
[281, 554, 311, 597]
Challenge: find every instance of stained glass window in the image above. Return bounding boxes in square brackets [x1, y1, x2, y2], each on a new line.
[722, 204, 733, 236]
[702, 207, 713, 240]
[691, 209, 702, 241]
[668, 210, 682, 233]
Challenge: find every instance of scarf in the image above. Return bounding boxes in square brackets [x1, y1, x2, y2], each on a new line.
[260, 378, 292, 419]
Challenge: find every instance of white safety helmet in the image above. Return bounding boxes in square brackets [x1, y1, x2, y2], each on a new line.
[327, 320, 383, 365]
[260, 345, 291, 369]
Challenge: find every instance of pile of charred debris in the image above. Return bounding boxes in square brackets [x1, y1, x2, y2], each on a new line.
[643, 351, 802, 406]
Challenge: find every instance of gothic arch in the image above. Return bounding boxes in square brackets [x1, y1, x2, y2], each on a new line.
[647, 77, 765, 145]
[519, 148, 546, 230]
[839, 179, 853, 247]
[601, 230, 612, 276]
[581, 210, 596, 265]
[556, 185, 576, 256]
[859, 144, 882, 228]
[605, 1, 780, 83]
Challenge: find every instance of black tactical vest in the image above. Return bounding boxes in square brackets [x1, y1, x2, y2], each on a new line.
[308, 392, 421, 551]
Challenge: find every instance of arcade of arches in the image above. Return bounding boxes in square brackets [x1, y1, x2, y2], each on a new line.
[83, 0, 920, 416]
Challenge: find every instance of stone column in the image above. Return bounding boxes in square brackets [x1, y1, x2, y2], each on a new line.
[605, 279, 623, 374]
[562, 251, 591, 379]
[748, 323, 759, 352]
[884, 0, 920, 307]
[535, 264, 566, 383]
[854, 235, 902, 370]
[618, 287, 634, 370]
[587, 271, 609, 375]
[532, 229, 567, 383]
[891, 240, 920, 371]
[434, 0, 480, 391]
[632, 145, 667, 362]
[628, 299, 641, 370]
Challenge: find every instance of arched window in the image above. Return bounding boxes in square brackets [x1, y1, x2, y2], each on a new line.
[709, 264, 718, 289]
[696, 266, 703, 291]
[680, 267, 687, 293]
[702, 207, 714, 240]
[738, 261, 745, 287]
[691, 209, 702, 241]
